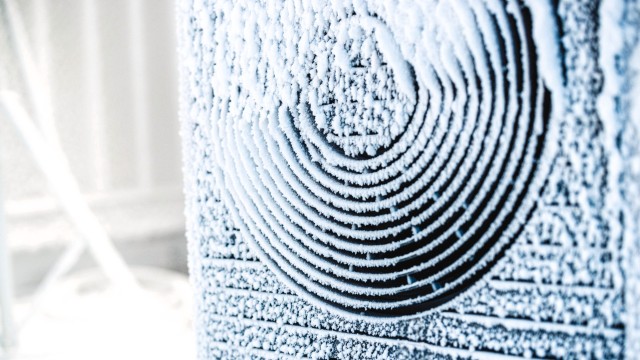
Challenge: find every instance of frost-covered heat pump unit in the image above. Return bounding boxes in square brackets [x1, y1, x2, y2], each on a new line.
[178, 0, 640, 358]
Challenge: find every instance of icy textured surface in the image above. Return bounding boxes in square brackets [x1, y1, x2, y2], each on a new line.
[178, 0, 639, 358]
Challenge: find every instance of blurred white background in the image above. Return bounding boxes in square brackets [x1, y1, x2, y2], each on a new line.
[0, 0, 193, 358]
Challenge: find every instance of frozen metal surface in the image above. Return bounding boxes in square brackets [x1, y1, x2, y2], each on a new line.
[178, 0, 640, 358]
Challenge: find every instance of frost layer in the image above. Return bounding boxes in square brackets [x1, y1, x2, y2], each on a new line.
[178, 0, 639, 358]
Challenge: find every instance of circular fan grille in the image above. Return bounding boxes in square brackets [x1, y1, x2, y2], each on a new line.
[212, 1, 552, 317]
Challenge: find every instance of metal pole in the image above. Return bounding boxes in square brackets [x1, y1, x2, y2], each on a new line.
[129, 0, 152, 189]
[0, 148, 16, 350]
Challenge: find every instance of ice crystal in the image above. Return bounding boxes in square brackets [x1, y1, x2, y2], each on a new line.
[178, 0, 639, 358]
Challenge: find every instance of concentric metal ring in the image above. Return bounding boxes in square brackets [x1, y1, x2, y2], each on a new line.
[211, 0, 554, 317]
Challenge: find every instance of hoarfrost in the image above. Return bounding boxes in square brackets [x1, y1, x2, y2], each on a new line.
[177, 0, 639, 358]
